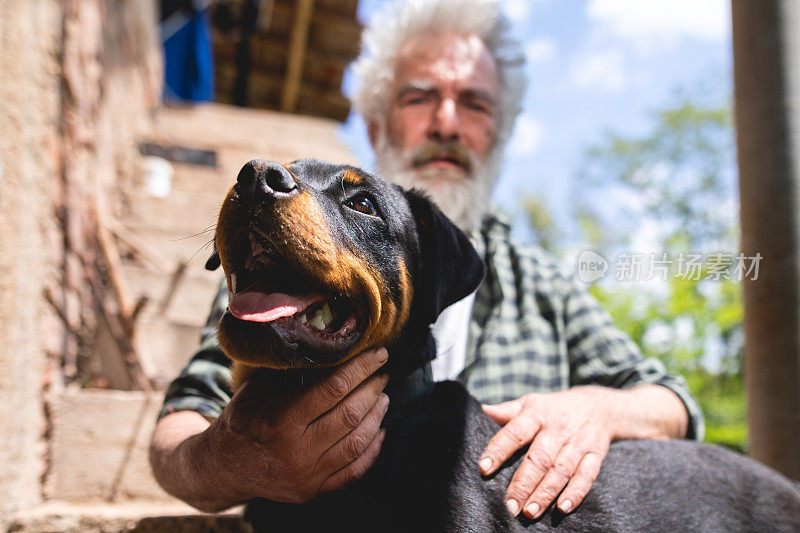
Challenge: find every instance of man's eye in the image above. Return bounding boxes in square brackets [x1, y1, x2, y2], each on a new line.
[464, 101, 491, 113]
[345, 195, 378, 216]
[400, 93, 431, 106]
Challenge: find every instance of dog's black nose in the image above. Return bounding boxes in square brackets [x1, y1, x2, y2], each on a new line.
[237, 160, 297, 199]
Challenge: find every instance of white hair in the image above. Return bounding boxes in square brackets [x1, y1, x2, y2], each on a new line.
[353, 0, 527, 148]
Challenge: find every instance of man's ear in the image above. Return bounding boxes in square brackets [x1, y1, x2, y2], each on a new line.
[405, 189, 485, 324]
[205, 246, 221, 271]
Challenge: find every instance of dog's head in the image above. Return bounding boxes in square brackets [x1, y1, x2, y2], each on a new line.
[208, 159, 484, 372]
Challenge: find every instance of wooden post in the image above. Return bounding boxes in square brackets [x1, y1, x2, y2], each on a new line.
[281, 0, 314, 113]
[732, 0, 800, 478]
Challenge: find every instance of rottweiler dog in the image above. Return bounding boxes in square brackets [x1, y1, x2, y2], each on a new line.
[207, 159, 800, 532]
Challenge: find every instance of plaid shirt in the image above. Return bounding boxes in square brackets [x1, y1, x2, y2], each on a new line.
[160, 213, 704, 439]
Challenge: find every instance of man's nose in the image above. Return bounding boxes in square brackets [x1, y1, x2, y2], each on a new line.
[236, 159, 298, 201]
[428, 98, 461, 142]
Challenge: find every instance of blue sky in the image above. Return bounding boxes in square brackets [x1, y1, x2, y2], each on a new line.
[338, 0, 733, 246]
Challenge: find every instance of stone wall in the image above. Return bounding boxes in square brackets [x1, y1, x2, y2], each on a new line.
[0, 1, 63, 523]
[0, 0, 161, 526]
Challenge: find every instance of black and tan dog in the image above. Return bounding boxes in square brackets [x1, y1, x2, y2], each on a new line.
[207, 159, 800, 532]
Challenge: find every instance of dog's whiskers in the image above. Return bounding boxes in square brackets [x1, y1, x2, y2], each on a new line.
[186, 238, 216, 265]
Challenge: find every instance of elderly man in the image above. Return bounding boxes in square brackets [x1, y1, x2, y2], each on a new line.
[150, 0, 703, 522]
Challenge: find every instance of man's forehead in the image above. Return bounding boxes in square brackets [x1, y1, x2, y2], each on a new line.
[394, 32, 498, 96]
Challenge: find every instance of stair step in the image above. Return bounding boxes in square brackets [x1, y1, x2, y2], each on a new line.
[9, 501, 248, 532]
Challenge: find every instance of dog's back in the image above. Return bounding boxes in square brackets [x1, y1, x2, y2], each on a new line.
[246, 380, 800, 532]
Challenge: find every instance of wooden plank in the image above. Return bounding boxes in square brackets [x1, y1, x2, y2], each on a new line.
[281, 0, 315, 113]
[308, 11, 362, 56]
[315, 0, 358, 17]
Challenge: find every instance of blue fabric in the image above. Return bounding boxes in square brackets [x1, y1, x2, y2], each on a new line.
[162, 9, 214, 102]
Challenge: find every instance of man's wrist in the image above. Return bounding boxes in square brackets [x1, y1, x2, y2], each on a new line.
[151, 413, 248, 513]
[596, 385, 689, 442]
[176, 423, 250, 512]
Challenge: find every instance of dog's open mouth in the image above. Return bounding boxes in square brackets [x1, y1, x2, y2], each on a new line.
[224, 228, 365, 355]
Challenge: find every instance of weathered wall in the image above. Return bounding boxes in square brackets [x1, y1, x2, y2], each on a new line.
[0, 0, 161, 526]
[0, 0, 64, 524]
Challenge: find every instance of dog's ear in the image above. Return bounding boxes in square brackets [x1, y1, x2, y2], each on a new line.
[405, 189, 485, 324]
[205, 246, 221, 271]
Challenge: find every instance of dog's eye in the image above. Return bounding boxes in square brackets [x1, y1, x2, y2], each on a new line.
[345, 195, 378, 217]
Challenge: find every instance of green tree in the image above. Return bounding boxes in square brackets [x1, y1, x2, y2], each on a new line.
[526, 90, 747, 451]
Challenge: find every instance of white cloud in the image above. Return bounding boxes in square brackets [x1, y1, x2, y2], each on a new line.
[508, 115, 544, 156]
[630, 218, 664, 255]
[586, 0, 729, 52]
[503, 0, 550, 21]
[569, 48, 627, 91]
[525, 38, 556, 64]
[503, 0, 530, 21]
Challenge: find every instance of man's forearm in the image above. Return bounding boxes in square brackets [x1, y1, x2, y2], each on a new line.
[599, 384, 689, 441]
[149, 411, 243, 512]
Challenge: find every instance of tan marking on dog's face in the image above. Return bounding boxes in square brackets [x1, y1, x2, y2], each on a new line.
[395, 259, 413, 340]
[341, 170, 363, 185]
[215, 185, 414, 369]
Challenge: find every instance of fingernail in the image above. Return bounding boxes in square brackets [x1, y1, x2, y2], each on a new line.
[479, 457, 492, 474]
[559, 499, 572, 513]
[505, 499, 519, 516]
[380, 393, 390, 410]
[525, 502, 540, 518]
[374, 348, 388, 363]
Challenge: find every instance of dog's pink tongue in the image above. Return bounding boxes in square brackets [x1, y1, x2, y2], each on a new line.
[229, 284, 321, 322]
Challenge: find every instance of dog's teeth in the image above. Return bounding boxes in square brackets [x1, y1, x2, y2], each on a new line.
[320, 302, 333, 323]
[230, 273, 238, 294]
[309, 313, 327, 330]
[299, 314, 307, 324]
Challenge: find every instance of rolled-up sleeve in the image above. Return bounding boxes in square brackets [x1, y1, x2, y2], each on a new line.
[563, 276, 705, 440]
[158, 279, 233, 420]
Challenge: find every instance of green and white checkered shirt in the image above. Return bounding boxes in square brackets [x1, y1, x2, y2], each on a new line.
[160, 213, 704, 439]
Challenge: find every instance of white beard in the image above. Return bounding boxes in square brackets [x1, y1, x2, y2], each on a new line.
[373, 134, 502, 234]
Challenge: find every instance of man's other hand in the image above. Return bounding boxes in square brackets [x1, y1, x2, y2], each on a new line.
[150, 348, 390, 512]
[479, 387, 612, 520]
[478, 384, 688, 520]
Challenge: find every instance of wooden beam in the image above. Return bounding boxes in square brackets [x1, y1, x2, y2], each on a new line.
[281, 0, 315, 113]
[733, 0, 800, 479]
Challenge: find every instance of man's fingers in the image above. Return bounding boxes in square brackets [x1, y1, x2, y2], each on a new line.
[556, 451, 605, 514]
[316, 390, 389, 474]
[306, 373, 389, 448]
[298, 348, 389, 424]
[318, 429, 386, 494]
[521, 444, 583, 519]
[482, 399, 524, 424]
[479, 413, 541, 476]
[503, 431, 563, 516]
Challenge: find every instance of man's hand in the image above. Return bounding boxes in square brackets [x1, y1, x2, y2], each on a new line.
[150, 348, 390, 512]
[478, 385, 689, 520]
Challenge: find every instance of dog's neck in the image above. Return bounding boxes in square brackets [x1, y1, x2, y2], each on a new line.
[381, 321, 438, 405]
[242, 327, 438, 408]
